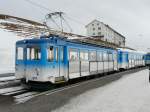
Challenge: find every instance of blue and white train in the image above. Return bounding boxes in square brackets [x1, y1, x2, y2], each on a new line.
[144, 53, 150, 66]
[15, 35, 146, 84]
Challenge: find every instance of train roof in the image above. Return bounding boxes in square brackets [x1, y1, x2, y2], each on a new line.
[117, 48, 146, 54]
[16, 35, 116, 51]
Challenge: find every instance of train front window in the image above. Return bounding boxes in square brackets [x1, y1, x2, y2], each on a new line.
[17, 47, 23, 60]
[47, 46, 54, 61]
[27, 47, 41, 60]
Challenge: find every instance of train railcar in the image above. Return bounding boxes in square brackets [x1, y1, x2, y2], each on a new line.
[128, 51, 145, 67]
[144, 53, 150, 66]
[15, 35, 118, 83]
[117, 48, 128, 70]
[117, 48, 145, 70]
[15, 35, 146, 84]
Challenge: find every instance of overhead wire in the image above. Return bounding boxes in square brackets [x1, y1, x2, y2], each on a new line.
[23, 0, 53, 12]
[22, 0, 86, 27]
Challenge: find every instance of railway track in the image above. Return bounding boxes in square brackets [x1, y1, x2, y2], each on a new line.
[0, 75, 20, 89]
[0, 74, 41, 104]
[0, 67, 147, 104]
[0, 85, 39, 104]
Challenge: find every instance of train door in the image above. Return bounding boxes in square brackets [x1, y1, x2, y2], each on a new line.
[55, 46, 65, 77]
[103, 52, 109, 72]
[59, 46, 65, 77]
[68, 48, 80, 79]
[113, 52, 118, 71]
[54, 47, 59, 77]
[108, 52, 114, 72]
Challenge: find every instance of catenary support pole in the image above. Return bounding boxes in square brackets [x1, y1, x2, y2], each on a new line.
[149, 66, 150, 82]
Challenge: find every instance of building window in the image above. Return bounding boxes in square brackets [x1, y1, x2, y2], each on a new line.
[98, 27, 101, 30]
[119, 41, 121, 45]
[92, 24, 94, 26]
[97, 23, 99, 25]
[98, 32, 101, 36]
[93, 33, 95, 35]
[93, 28, 95, 31]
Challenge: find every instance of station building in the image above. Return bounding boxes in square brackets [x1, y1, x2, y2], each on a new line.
[85, 19, 125, 47]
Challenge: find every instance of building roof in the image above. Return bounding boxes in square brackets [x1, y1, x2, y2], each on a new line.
[85, 19, 126, 39]
[85, 19, 100, 28]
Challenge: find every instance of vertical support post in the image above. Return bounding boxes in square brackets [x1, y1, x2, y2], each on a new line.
[80, 61, 81, 76]
[68, 61, 69, 80]
[148, 65, 150, 83]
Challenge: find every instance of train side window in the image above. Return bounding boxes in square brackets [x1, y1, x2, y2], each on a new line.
[47, 46, 54, 61]
[108, 53, 113, 61]
[35, 48, 41, 60]
[60, 47, 64, 62]
[69, 49, 78, 61]
[97, 52, 102, 61]
[122, 53, 126, 61]
[129, 55, 131, 60]
[80, 50, 88, 61]
[27, 47, 41, 60]
[17, 47, 23, 60]
[103, 53, 108, 61]
[89, 51, 96, 61]
[55, 47, 58, 62]
[114, 53, 117, 61]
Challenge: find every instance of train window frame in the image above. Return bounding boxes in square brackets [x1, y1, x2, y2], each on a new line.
[60, 46, 64, 62]
[89, 50, 97, 61]
[55, 47, 58, 62]
[103, 52, 108, 61]
[47, 46, 54, 62]
[113, 52, 117, 61]
[69, 48, 78, 61]
[17, 47, 24, 60]
[27, 46, 41, 60]
[97, 51, 103, 61]
[80, 50, 88, 61]
[108, 53, 113, 61]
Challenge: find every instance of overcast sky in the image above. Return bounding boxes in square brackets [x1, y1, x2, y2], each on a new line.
[0, 0, 150, 51]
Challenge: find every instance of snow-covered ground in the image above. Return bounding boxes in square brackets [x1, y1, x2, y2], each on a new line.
[53, 69, 150, 112]
[0, 30, 22, 74]
[0, 49, 15, 74]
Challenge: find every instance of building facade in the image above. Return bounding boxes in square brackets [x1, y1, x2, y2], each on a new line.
[85, 19, 125, 47]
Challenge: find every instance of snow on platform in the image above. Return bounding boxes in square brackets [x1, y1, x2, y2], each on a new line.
[53, 69, 150, 112]
[0, 76, 16, 82]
